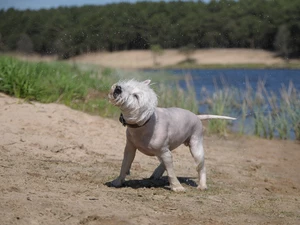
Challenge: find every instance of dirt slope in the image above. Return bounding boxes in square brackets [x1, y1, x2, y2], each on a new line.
[0, 93, 299, 225]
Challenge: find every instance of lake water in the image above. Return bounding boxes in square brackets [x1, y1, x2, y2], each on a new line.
[169, 68, 300, 97]
[146, 68, 300, 138]
[146, 68, 300, 106]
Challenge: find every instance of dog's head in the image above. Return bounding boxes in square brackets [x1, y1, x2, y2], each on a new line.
[108, 79, 157, 123]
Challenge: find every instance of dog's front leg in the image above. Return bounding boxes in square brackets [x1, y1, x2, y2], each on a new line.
[111, 140, 136, 187]
[159, 150, 185, 192]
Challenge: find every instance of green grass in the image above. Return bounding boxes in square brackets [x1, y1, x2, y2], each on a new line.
[1, 56, 299, 140]
[219, 79, 299, 140]
[0, 56, 120, 117]
[205, 89, 235, 136]
[252, 80, 300, 140]
[154, 74, 198, 114]
[0, 56, 199, 119]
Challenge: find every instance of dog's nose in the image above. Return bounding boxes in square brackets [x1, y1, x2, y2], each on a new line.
[113, 85, 122, 98]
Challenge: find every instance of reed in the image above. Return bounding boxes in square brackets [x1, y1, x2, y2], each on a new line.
[192, 74, 299, 140]
[1, 56, 299, 140]
[199, 77, 237, 136]
[155, 74, 198, 113]
[204, 77, 300, 140]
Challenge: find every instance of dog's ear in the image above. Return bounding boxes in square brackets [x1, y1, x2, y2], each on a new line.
[142, 80, 151, 86]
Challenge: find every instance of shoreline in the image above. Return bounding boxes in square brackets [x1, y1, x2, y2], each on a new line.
[145, 63, 300, 70]
[70, 48, 300, 69]
[4, 48, 300, 69]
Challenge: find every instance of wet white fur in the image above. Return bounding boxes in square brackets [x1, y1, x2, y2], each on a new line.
[109, 79, 157, 126]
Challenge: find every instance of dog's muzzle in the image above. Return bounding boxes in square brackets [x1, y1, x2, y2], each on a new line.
[113, 85, 122, 99]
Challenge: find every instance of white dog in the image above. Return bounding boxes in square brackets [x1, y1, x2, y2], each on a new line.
[108, 79, 235, 192]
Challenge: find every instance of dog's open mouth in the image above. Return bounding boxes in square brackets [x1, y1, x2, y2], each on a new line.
[113, 85, 122, 98]
[108, 84, 122, 105]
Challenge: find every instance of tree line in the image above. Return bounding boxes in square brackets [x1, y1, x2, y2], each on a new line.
[0, 0, 299, 59]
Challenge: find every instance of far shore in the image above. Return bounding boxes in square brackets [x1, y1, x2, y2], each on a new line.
[70, 48, 300, 69]
[4, 48, 300, 69]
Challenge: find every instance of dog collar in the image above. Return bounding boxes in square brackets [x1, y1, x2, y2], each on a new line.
[119, 113, 151, 128]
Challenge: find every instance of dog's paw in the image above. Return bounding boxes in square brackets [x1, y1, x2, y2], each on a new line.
[197, 184, 207, 191]
[171, 185, 186, 192]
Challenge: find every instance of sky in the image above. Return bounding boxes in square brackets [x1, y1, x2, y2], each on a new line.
[0, 0, 210, 11]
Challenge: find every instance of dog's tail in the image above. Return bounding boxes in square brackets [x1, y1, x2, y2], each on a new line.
[197, 115, 236, 120]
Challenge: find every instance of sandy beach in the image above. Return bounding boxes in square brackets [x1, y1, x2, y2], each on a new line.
[11, 48, 297, 69]
[1, 93, 299, 224]
[70, 48, 287, 69]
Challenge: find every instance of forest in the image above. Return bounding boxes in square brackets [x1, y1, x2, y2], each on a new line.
[0, 0, 299, 59]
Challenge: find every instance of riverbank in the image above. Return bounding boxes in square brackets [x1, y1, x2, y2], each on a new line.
[70, 48, 300, 69]
[6, 48, 300, 69]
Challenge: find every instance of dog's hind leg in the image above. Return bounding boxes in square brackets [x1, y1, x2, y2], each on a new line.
[150, 161, 165, 179]
[189, 137, 207, 190]
[158, 150, 185, 192]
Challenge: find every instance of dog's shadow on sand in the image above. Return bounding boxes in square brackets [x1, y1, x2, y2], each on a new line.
[105, 176, 197, 190]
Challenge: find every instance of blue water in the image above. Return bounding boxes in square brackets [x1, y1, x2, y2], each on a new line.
[145, 68, 300, 138]
[169, 68, 300, 98]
